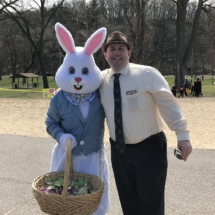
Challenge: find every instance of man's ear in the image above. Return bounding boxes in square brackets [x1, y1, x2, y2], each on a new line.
[128, 50, 131, 58]
[103, 51, 107, 59]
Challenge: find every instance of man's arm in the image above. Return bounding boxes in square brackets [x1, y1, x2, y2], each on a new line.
[146, 67, 192, 161]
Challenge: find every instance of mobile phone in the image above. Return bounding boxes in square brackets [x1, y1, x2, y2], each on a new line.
[174, 149, 183, 160]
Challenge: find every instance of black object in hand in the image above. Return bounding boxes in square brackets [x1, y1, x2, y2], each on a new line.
[174, 149, 183, 160]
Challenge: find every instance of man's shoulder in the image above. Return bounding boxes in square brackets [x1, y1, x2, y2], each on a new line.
[101, 68, 111, 74]
[101, 68, 112, 80]
[130, 63, 160, 75]
[130, 63, 155, 70]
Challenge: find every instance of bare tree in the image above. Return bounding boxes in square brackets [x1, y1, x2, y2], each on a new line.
[0, 0, 19, 80]
[3, 21, 20, 82]
[0, 0, 19, 13]
[171, 0, 212, 87]
[121, 0, 150, 63]
[0, 0, 65, 88]
[146, 0, 177, 73]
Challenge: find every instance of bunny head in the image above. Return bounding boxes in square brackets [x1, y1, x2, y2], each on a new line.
[55, 23, 107, 94]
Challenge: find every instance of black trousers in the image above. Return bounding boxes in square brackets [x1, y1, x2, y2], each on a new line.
[110, 132, 168, 215]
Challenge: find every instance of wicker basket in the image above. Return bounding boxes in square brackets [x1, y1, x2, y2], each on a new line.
[32, 139, 104, 215]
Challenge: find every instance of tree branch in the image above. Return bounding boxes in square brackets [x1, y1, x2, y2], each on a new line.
[170, 0, 177, 4]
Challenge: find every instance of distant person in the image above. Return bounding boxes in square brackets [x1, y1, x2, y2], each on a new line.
[183, 79, 190, 97]
[201, 75, 204, 81]
[178, 86, 184, 98]
[190, 84, 195, 96]
[194, 78, 202, 97]
[171, 85, 177, 97]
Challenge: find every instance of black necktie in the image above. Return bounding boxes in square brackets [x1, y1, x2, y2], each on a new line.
[113, 73, 126, 153]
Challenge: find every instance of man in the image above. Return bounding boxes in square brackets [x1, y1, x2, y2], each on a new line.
[99, 31, 192, 215]
[194, 78, 202, 97]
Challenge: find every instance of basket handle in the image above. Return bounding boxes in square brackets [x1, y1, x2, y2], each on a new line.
[62, 138, 73, 196]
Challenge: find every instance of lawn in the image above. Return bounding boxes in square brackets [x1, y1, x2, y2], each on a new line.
[0, 76, 57, 99]
[165, 75, 215, 97]
[0, 75, 214, 99]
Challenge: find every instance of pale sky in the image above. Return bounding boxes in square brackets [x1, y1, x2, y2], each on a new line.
[17, 0, 90, 10]
[8, 0, 215, 10]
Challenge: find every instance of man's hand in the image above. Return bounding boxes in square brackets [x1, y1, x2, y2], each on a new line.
[177, 140, 192, 161]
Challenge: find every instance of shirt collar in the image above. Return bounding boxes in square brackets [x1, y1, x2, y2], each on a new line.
[109, 63, 130, 78]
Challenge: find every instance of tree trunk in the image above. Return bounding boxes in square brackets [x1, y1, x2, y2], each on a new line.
[183, 0, 203, 66]
[175, 0, 188, 88]
[123, 0, 149, 63]
[135, 0, 147, 63]
[175, 0, 207, 88]
[37, 51, 49, 88]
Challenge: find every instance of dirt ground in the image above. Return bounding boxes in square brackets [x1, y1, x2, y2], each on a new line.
[0, 97, 214, 149]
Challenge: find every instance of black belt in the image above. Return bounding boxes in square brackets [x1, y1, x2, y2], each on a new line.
[139, 131, 164, 144]
[110, 131, 164, 145]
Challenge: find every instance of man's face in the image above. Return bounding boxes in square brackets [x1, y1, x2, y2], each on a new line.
[104, 43, 131, 73]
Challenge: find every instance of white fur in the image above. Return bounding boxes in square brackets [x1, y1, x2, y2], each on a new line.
[55, 23, 106, 94]
[59, 133, 77, 151]
[55, 23, 76, 54]
[50, 23, 109, 215]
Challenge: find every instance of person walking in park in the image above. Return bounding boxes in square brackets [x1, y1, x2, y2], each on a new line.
[184, 79, 190, 97]
[177, 85, 184, 98]
[194, 78, 202, 97]
[171, 84, 177, 97]
[99, 31, 192, 215]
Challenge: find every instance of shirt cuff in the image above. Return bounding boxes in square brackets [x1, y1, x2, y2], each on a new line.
[176, 131, 190, 141]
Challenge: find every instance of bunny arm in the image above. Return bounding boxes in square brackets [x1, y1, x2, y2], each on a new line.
[45, 95, 76, 146]
[45, 102, 64, 143]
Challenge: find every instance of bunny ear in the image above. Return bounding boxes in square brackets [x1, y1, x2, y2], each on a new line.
[55, 22, 76, 54]
[83, 27, 107, 56]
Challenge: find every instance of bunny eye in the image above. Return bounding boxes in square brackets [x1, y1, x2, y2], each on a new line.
[82, 67, 89, 75]
[69, 67, 75, 74]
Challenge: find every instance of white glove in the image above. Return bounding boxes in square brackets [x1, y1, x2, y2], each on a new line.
[59, 133, 77, 151]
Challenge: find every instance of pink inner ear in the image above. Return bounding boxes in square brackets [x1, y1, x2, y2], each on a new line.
[85, 33, 103, 55]
[58, 28, 75, 53]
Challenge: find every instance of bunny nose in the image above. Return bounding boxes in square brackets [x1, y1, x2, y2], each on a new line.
[75, 77, 82, 83]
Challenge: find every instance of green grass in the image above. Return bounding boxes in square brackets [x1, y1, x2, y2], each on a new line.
[165, 75, 215, 97]
[0, 76, 58, 99]
[0, 75, 214, 99]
